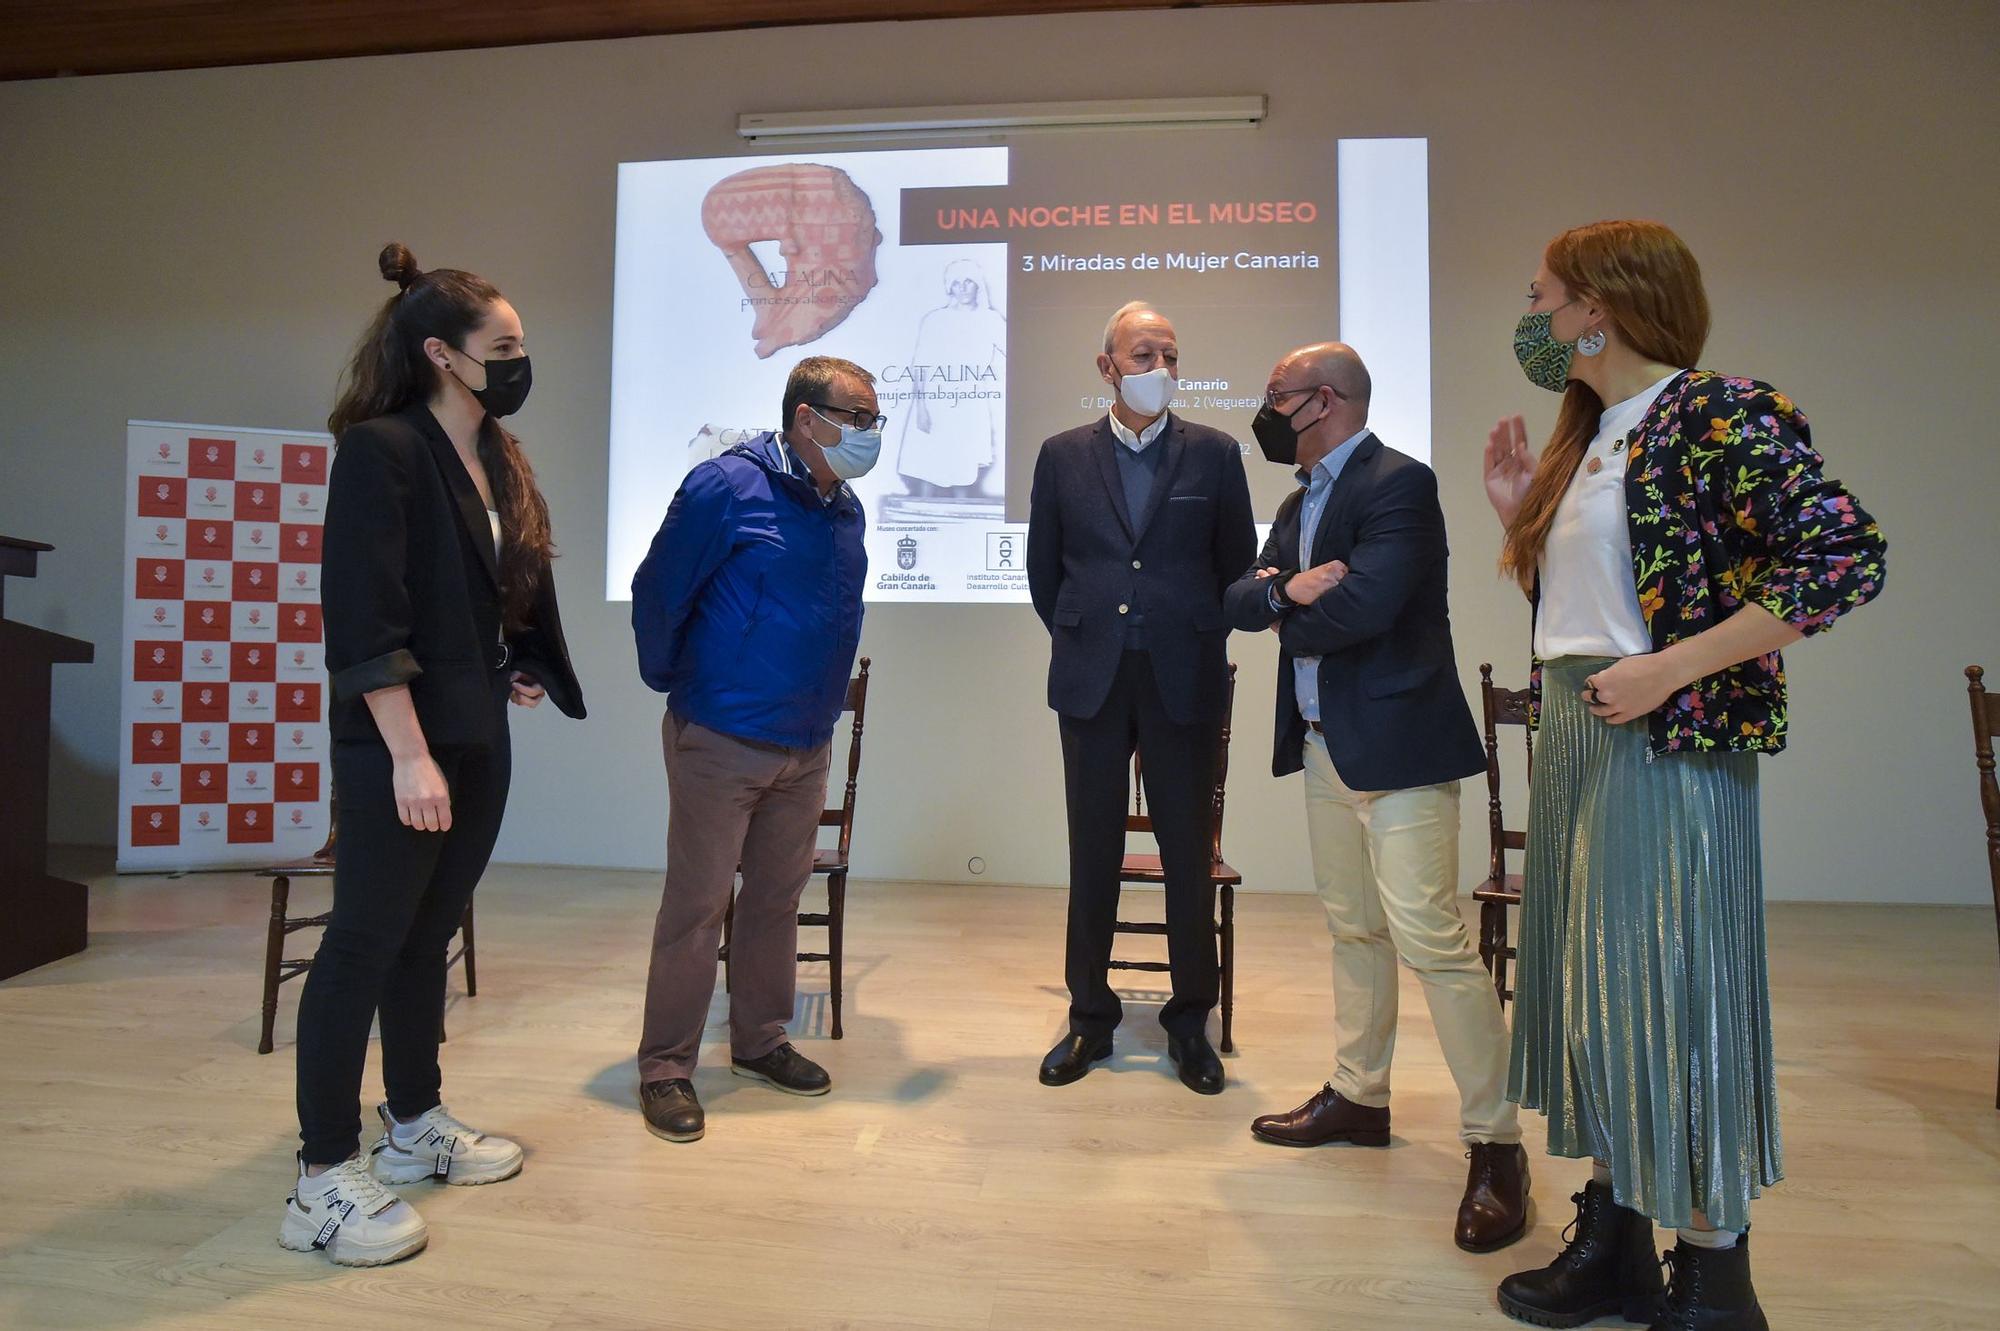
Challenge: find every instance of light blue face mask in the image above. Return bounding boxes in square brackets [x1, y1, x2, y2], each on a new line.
[807, 406, 883, 480]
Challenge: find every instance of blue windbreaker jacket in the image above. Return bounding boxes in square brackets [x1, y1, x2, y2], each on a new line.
[631, 433, 866, 749]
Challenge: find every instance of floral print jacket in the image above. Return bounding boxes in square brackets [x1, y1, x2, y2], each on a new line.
[1530, 370, 1886, 756]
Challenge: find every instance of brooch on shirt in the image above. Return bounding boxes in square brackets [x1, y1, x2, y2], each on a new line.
[1584, 430, 1638, 476]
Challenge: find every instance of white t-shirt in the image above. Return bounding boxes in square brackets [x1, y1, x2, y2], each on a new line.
[487, 509, 502, 560]
[1534, 371, 1681, 660]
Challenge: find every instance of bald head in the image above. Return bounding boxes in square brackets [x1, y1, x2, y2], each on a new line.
[1264, 341, 1371, 471]
[1280, 342, 1371, 407]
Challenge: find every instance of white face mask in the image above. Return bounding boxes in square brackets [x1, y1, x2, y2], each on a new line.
[1116, 366, 1174, 418]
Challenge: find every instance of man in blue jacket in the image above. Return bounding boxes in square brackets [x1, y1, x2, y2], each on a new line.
[630, 355, 876, 1144]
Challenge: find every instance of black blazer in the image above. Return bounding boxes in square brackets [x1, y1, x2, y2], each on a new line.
[1027, 413, 1257, 725]
[1222, 432, 1483, 788]
[322, 404, 584, 749]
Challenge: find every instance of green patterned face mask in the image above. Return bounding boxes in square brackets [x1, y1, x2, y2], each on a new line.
[1513, 303, 1579, 393]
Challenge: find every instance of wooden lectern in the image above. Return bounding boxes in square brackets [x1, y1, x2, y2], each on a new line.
[0, 535, 95, 980]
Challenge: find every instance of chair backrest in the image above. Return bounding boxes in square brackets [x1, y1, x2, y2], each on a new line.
[1130, 663, 1237, 866]
[1966, 666, 2000, 925]
[1479, 663, 1534, 883]
[819, 657, 872, 861]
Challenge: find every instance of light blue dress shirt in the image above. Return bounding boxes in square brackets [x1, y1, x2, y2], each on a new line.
[1287, 429, 1369, 723]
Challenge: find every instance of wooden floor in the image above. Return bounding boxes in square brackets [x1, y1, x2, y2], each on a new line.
[2, 855, 1997, 1330]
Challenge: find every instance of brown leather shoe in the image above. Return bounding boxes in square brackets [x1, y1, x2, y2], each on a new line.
[1249, 1084, 1390, 1147]
[1455, 1141, 1529, 1253]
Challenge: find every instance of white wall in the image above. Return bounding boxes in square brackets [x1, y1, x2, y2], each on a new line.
[2, 0, 1993, 904]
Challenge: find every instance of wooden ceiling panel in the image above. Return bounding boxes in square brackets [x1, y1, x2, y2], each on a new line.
[1, 1, 1401, 82]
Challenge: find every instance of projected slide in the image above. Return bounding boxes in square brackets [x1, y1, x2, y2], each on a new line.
[607, 137, 1430, 603]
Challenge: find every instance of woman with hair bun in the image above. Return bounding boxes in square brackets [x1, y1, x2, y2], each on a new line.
[281, 244, 585, 1266]
[1481, 220, 1884, 1329]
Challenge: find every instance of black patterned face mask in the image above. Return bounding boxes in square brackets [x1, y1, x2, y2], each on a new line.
[1513, 303, 1579, 393]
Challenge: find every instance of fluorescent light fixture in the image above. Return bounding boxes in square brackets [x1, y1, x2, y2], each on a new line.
[737, 95, 1266, 145]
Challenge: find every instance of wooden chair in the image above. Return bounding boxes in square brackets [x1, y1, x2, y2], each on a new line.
[1109, 662, 1242, 1053]
[1965, 666, 2000, 1110]
[722, 657, 871, 1040]
[1472, 663, 1534, 1007]
[256, 799, 476, 1054]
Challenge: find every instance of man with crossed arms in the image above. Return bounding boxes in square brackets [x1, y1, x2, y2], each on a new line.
[1225, 341, 1528, 1254]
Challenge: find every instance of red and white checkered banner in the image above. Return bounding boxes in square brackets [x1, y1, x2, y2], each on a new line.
[119, 422, 334, 871]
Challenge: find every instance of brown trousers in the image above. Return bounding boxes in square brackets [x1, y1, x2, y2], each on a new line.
[637, 712, 832, 1082]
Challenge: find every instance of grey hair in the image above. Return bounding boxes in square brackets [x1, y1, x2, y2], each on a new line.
[1102, 300, 1162, 355]
[782, 355, 875, 431]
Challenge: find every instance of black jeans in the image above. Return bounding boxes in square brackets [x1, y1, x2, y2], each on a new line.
[295, 714, 511, 1164]
[1058, 651, 1219, 1041]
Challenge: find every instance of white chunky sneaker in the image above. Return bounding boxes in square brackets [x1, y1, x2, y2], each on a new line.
[368, 1103, 524, 1186]
[279, 1155, 428, 1266]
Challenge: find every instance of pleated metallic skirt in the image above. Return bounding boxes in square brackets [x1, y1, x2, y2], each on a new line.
[1506, 657, 1782, 1231]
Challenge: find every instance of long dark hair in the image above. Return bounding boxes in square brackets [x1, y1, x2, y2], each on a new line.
[330, 242, 554, 633]
[1499, 220, 1710, 590]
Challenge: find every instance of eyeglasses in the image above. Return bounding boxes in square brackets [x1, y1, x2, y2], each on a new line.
[809, 403, 888, 432]
[1262, 383, 1345, 411]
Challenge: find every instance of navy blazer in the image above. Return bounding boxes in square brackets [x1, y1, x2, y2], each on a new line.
[1027, 413, 1256, 725]
[1222, 432, 1483, 789]
[323, 405, 584, 750]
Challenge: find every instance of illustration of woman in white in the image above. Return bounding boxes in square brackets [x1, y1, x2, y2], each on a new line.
[895, 258, 1006, 500]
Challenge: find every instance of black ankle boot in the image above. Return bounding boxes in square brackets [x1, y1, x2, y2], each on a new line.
[1650, 1233, 1768, 1330]
[1497, 1179, 1665, 1328]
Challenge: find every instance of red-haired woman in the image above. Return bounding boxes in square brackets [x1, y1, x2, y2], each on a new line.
[283, 244, 585, 1265]
[1481, 220, 1884, 1328]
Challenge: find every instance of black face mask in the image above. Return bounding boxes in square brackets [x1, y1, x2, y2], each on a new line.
[1250, 389, 1325, 466]
[451, 352, 532, 418]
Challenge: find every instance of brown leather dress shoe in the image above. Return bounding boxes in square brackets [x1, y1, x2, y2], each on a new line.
[1455, 1141, 1530, 1253]
[1249, 1083, 1390, 1147]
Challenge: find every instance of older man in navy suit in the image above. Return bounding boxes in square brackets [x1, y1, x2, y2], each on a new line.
[1026, 302, 1256, 1095]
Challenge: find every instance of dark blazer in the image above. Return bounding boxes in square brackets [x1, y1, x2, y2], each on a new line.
[322, 404, 584, 750]
[1222, 432, 1482, 788]
[1027, 413, 1256, 725]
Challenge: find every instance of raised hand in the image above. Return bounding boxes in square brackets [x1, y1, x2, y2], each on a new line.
[1483, 415, 1536, 527]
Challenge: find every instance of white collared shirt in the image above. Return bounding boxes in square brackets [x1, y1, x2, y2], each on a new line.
[1106, 409, 1169, 453]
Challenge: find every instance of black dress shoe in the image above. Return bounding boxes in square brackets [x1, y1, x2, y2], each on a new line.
[640, 1078, 704, 1143]
[1498, 1180, 1664, 1327]
[1166, 1031, 1224, 1095]
[731, 1042, 831, 1096]
[1039, 1032, 1112, 1086]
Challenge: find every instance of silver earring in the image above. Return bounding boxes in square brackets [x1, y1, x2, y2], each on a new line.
[1576, 327, 1607, 357]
